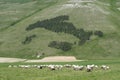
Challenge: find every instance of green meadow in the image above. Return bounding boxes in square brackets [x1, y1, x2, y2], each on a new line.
[0, 60, 120, 80]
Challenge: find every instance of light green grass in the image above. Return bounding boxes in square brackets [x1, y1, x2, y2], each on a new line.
[0, 0, 57, 29]
[0, 60, 120, 80]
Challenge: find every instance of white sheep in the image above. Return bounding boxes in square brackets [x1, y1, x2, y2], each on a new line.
[72, 65, 84, 71]
[37, 65, 43, 69]
[48, 65, 56, 70]
[86, 65, 93, 72]
[55, 65, 63, 70]
[64, 64, 71, 68]
[101, 65, 110, 70]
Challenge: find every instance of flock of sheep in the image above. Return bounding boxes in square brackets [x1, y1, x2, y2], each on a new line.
[8, 64, 110, 72]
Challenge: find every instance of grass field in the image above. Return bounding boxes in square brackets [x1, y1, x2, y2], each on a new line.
[0, 1, 119, 79]
[0, 60, 120, 80]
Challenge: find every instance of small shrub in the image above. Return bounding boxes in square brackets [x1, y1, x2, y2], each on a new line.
[94, 31, 103, 37]
[22, 34, 36, 44]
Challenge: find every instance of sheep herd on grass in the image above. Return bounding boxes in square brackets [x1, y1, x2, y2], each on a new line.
[8, 64, 110, 72]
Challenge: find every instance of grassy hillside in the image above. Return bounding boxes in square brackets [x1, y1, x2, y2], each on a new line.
[0, 0, 120, 59]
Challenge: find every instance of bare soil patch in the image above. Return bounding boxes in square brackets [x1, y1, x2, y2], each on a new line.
[26, 56, 83, 62]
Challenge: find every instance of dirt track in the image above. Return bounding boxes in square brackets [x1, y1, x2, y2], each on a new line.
[0, 56, 84, 63]
[0, 57, 26, 63]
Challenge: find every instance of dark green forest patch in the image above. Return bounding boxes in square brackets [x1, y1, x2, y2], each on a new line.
[48, 41, 72, 51]
[26, 15, 103, 45]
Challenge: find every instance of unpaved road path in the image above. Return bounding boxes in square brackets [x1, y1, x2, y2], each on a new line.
[0, 56, 84, 63]
[0, 57, 26, 63]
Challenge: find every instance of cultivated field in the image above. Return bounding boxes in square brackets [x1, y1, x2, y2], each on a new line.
[0, 60, 120, 80]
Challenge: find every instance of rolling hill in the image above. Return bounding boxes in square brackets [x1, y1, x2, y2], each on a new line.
[0, 0, 120, 59]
